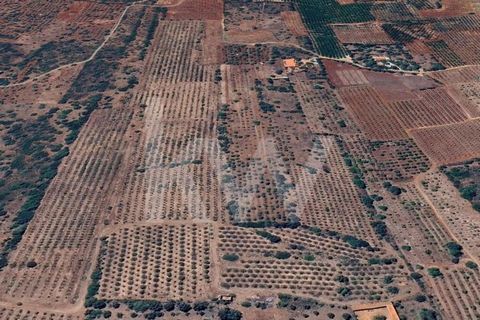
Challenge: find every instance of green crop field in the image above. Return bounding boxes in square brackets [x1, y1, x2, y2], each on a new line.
[295, 0, 374, 58]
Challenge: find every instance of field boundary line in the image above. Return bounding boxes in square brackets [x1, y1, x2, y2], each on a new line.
[405, 117, 480, 133]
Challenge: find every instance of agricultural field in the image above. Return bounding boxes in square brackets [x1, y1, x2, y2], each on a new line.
[332, 23, 394, 45]
[224, 0, 296, 44]
[345, 137, 431, 182]
[409, 119, 480, 165]
[1, 0, 480, 320]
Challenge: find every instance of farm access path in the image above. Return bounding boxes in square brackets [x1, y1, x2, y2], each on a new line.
[225, 39, 480, 76]
[2, 11, 479, 89]
[0, 0, 187, 89]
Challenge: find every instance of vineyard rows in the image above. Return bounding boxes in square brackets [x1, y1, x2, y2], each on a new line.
[410, 119, 480, 164]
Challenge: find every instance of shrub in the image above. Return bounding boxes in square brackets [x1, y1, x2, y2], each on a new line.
[445, 242, 463, 259]
[193, 301, 208, 311]
[255, 230, 281, 243]
[460, 185, 476, 201]
[177, 302, 191, 313]
[93, 300, 107, 309]
[415, 294, 427, 302]
[259, 102, 276, 113]
[163, 301, 175, 311]
[387, 185, 402, 195]
[278, 293, 292, 301]
[371, 221, 387, 238]
[342, 235, 370, 249]
[337, 287, 351, 296]
[303, 254, 315, 261]
[410, 272, 423, 281]
[445, 167, 470, 180]
[466, 261, 478, 270]
[368, 257, 396, 265]
[218, 308, 242, 320]
[383, 275, 393, 284]
[418, 309, 437, 320]
[353, 176, 366, 189]
[222, 253, 239, 262]
[387, 286, 399, 294]
[335, 275, 349, 284]
[126, 300, 162, 313]
[241, 301, 251, 308]
[473, 202, 480, 212]
[226, 200, 238, 217]
[427, 267, 442, 278]
[24, 260, 37, 268]
[274, 251, 291, 259]
[85, 309, 102, 320]
[361, 195, 374, 208]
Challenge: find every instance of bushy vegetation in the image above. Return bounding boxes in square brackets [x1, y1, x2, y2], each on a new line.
[234, 218, 300, 229]
[139, 7, 167, 59]
[418, 308, 438, 320]
[64, 95, 101, 144]
[371, 221, 388, 238]
[342, 235, 371, 249]
[383, 181, 403, 196]
[17, 40, 92, 78]
[223, 253, 239, 262]
[85, 240, 107, 319]
[256, 230, 281, 243]
[254, 79, 277, 113]
[0, 111, 72, 270]
[59, 7, 148, 103]
[427, 267, 442, 278]
[443, 163, 480, 213]
[217, 104, 232, 153]
[274, 251, 291, 260]
[444, 242, 463, 263]
[218, 308, 242, 320]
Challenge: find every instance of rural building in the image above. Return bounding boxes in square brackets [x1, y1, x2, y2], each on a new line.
[373, 55, 390, 62]
[352, 302, 400, 320]
[283, 58, 297, 72]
